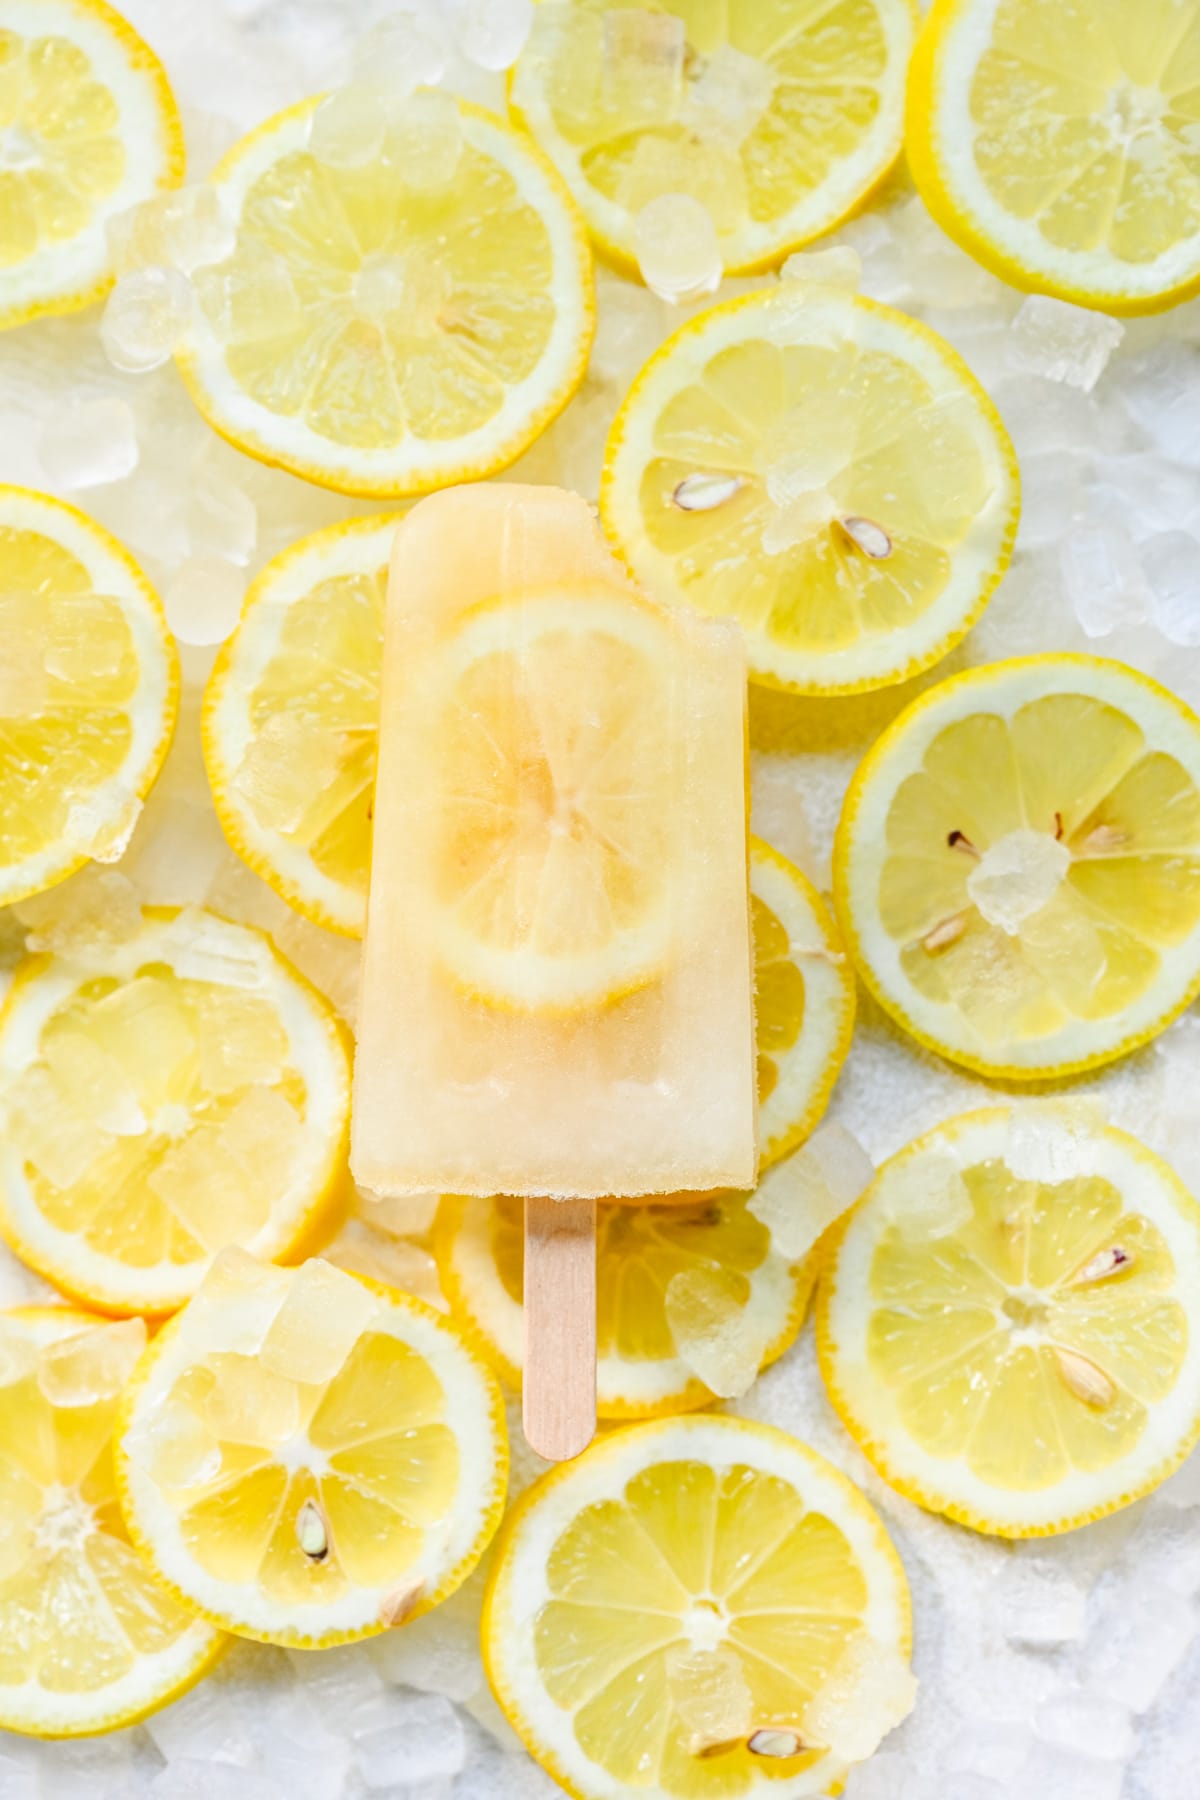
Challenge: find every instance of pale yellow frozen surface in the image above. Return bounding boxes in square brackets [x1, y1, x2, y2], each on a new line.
[351, 484, 756, 1198]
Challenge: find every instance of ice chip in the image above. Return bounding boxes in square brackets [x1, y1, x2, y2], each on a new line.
[391, 90, 463, 189]
[260, 1261, 379, 1385]
[989, 1552, 1086, 1646]
[681, 43, 774, 148]
[0, 1321, 36, 1389]
[590, 271, 668, 388]
[779, 244, 862, 299]
[352, 6, 452, 95]
[602, 8, 685, 127]
[145, 1676, 257, 1767]
[1014, 1742, 1123, 1800]
[1003, 1100, 1105, 1185]
[801, 1635, 917, 1761]
[1117, 341, 1200, 465]
[194, 247, 303, 346]
[36, 1317, 146, 1407]
[133, 1404, 223, 1490]
[309, 85, 390, 168]
[881, 1152, 973, 1239]
[191, 1248, 291, 1354]
[1087, 1579, 1196, 1711]
[454, 0, 533, 70]
[165, 555, 246, 647]
[635, 193, 722, 303]
[147, 1095, 285, 1254]
[966, 828, 1070, 933]
[39, 396, 138, 491]
[665, 1645, 753, 1753]
[198, 993, 287, 1095]
[665, 1267, 767, 1398]
[42, 1027, 147, 1137]
[844, 1752, 918, 1800]
[325, 1221, 444, 1309]
[1058, 522, 1146, 638]
[368, 1574, 483, 1699]
[1007, 295, 1124, 392]
[63, 784, 143, 862]
[101, 266, 193, 373]
[159, 908, 271, 989]
[1141, 529, 1200, 647]
[1033, 1689, 1134, 1761]
[351, 1690, 465, 1788]
[749, 1122, 874, 1258]
[4, 1064, 115, 1189]
[107, 184, 236, 277]
[202, 1358, 300, 1445]
[186, 472, 258, 566]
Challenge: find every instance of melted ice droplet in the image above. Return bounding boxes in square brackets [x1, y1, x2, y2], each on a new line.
[635, 194, 721, 303]
[966, 828, 1070, 934]
[101, 267, 193, 373]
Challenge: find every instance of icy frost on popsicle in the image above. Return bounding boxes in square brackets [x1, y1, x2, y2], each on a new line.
[351, 483, 756, 1198]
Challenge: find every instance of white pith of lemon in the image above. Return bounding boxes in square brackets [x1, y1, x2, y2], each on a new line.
[0, 1306, 223, 1737]
[834, 654, 1200, 1078]
[0, 485, 178, 910]
[177, 96, 594, 497]
[116, 1255, 508, 1648]
[908, 0, 1200, 315]
[0, 0, 184, 329]
[601, 284, 1019, 695]
[510, 0, 917, 277]
[817, 1107, 1200, 1536]
[0, 907, 351, 1316]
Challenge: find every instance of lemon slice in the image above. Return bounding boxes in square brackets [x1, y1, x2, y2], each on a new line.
[601, 284, 1019, 694]
[0, 907, 351, 1316]
[817, 1107, 1200, 1536]
[483, 1414, 913, 1798]
[0, 486, 178, 908]
[435, 1189, 816, 1418]
[833, 654, 1200, 1078]
[177, 95, 593, 497]
[0, 0, 183, 330]
[509, 0, 916, 277]
[0, 1307, 222, 1736]
[204, 514, 397, 939]
[116, 1253, 508, 1648]
[909, 0, 1200, 315]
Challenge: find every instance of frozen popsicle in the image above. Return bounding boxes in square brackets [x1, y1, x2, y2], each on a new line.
[351, 482, 757, 1202]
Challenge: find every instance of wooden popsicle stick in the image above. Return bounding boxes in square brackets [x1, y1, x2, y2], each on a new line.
[523, 1197, 597, 1463]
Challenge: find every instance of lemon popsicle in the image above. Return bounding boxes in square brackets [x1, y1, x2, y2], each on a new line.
[351, 483, 757, 1200]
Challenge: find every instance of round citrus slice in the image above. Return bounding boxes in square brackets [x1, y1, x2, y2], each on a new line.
[203, 514, 397, 939]
[908, 0, 1200, 315]
[435, 1187, 817, 1418]
[0, 485, 178, 908]
[0, 0, 183, 330]
[751, 837, 854, 1167]
[600, 283, 1019, 694]
[509, 0, 917, 278]
[177, 95, 593, 497]
[116, 1253, 508, 1648]
[833, 654, 1200, 1078]
[0, 1306, 222, 1736]
[483, 1414, 914, 1799]
[0, 906, 351, 1316]
[817, 1106, 1200, 1536]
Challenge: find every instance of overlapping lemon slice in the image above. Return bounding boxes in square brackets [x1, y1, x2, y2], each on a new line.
[0, 907, 351, 1316]
[817, 1107, 1200, 1536]
[483, 1414, 914, 1799]
[510, 0, 916, 276]
[833, 654, 1200, 1078]
[909, 0, 1200, 314]
[601, 283, 1018, 694]
[0, 486, 177, 909]
[0, 1307, 222, 1737]
[0, 0, 183, 329]
[177, 95, 593, 496]
[116, 1253, 508, 1648]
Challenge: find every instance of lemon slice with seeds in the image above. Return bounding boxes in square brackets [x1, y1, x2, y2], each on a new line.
[483, 1414, 912, 1799]
[601, 284, 1019, 694]
[0, 907, 351, 1316]
[509, 0, 917, 278]
[817, 1108, 1200, 1536]
[909, 0, 1200, 315]
[435, 1189, 817, 1419]
[0, 486, 177, 909]
[0, 1307, 223, 1736]
[204, 514, 398, 939]
[833, 654, 1200, 1078]
[116, 1253, 507, 1648]
[0, 0, 183, 330]
[177, 96, 593, 497]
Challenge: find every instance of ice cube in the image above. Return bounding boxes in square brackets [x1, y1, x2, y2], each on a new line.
[1087, 1580, 1196, 1711]
[1007, 296, 1124, 392]
[260, 1260, 380, 1385]
[1014, 448, 1088, 548]
[130, 1403, 223, 1489]
[1014, 1741, 1123, 1800]
[202, 1358, 300, 1445]
[880, 1152, 973, 1239]
[107, 184, 236, 276]
[1089, 451, 1200, 542]
[391, 90, 463, 190]
[165, 555, 246, 647]
[352, 1690, 465, 1789]
[123, 797, 229, 906]
[602, 8, 685, 126]
[635, 194, 722, 303]
[159, 909, 271, 989]
[1002, 1100, 1104, 1185]
[63, 784, 143, 863]
[145, 1676, 257, 1766]
[194, 249, 303, 347]
[0, 1322, 36, 1388]
[1121, 1501, 1200, 1598]
[966, 828, 1070, 933]
[309, 85, 391, 168]
[681, 43, 774, 148]
[3, 1064, 115, 1190]
[187, 1248, 291, 1354]
[39, 396, 138, 491]
[453, 0, 533, 70]
[989, 1551, 1087, 1646]
[1059, 522, 1146, 638]
[287, 1639, 386, 1715]
[664, 1266, 767, 1398]
[41, 1028, 146, 1137]
[186, 472, 257, 566]
[1158, 1443, 1200, 1509]
[101, 267, 194, 373]
[665, 1645, 752, 1753]
[1118, 342, 1200, 465]
[325, 1220, 444, 1309]
[802, 1636, 916, 1761]
[198, 994, 287, 1096]
[1140, 530, 1200, 646]
[149, 1763, 288, 1800]
[148, 1092, 291, 1254]
[1033, 1688, 1133, 1761]
[843, 1752, 916, 1800]
[780, 245, 862, 298]
[36, 1318, 146, 1407]
[749, 1123, 874, 1258]
[352, 6, 452, 94]
[945, 1719, 1034, 1784]
[367, 1572, 482, 1700]
[590, 271, 667, 388]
